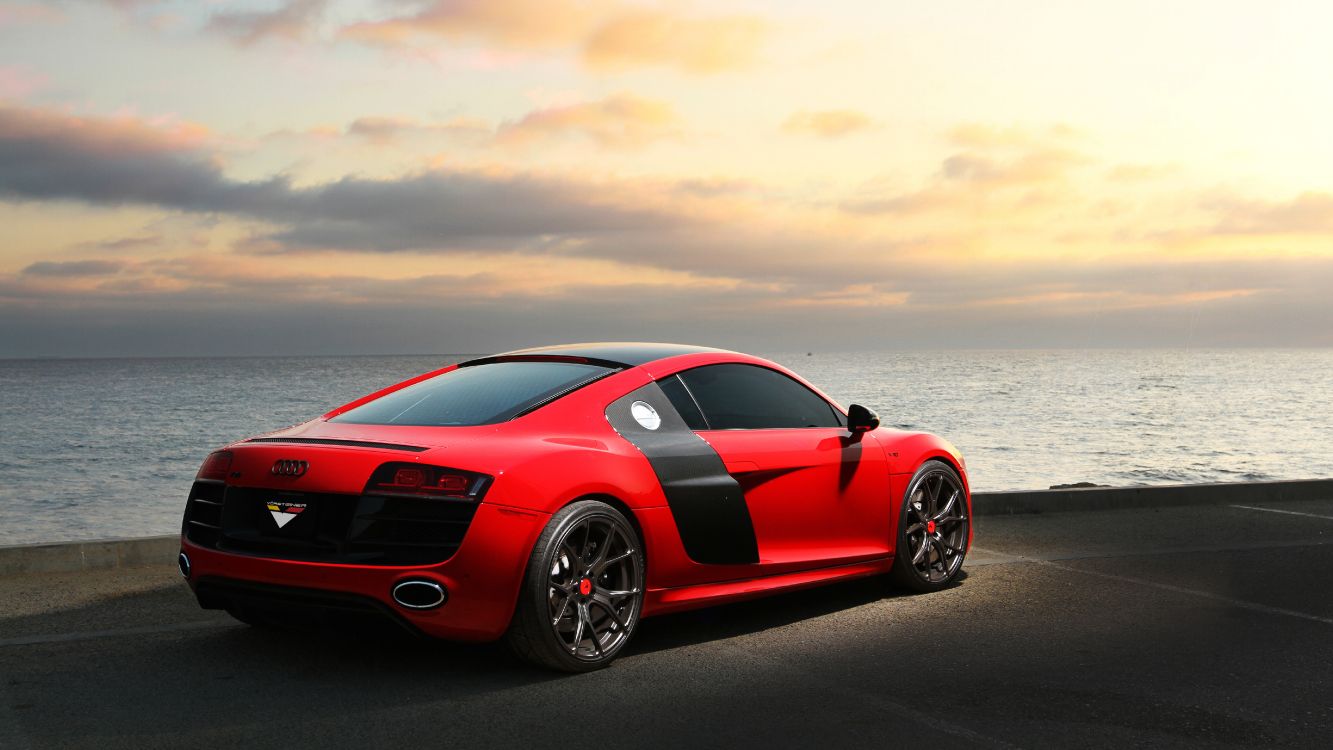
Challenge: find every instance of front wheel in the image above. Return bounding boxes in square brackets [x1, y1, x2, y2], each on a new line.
[891, 460, 969, 592]
[505, 500, 645, 672]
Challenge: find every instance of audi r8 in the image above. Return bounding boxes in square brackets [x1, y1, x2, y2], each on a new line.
[180, 343, 971, 671]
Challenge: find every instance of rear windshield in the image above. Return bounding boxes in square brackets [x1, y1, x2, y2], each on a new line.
[330, 361, 614, 426]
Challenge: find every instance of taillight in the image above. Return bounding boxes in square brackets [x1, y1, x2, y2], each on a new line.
[196, 450, 233, 481]
[365, 462, 489, 500]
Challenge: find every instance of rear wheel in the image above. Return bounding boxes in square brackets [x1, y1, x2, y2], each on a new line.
[891, 460, 969, 591]
[505, 500, 645, 672]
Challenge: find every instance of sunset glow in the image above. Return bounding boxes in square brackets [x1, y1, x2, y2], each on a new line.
[2, 0, 1331, 355]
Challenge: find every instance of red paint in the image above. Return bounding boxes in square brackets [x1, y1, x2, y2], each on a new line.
[705, 427, 893, 567]
[579, 578, 593, 596]
[183, 347, 971, 643]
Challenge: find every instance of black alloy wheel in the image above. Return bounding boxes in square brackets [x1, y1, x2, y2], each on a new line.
[506, 500, 645, 672]
[891, 460, 969, 591]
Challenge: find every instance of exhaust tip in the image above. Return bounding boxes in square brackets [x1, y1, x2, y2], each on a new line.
[392, 579, 447, 610]
[177, 551, 191, 580]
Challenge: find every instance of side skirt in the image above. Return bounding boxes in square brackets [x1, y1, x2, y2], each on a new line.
[641, 556, 895, 617]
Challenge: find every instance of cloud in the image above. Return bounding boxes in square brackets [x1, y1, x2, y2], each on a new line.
[5, 255, 1332, 357]
[341, 94, 679, 150]
[0, 103, 210, 155]
[0, 3, 64, 29]
[6, 103, 1333, 355]
[0, 103, 681, 252]
[781, 109, 873, 138]
[1107, 163, 1179, 182]
[340, 0, 598, 49]
[205, 0, 328, 45]
[939, 148, 1086, 186]
[840, 142, 1089, 216]
[496, 93, 680, 148]
[345, 115, 491, 145]
[0, 65, 48, 100]
[947, 123, 1081, 149]
[340, 1, 769, 74]
[0, 103, 280, 212]
[1205, 192, 1333, 235]
[581, 10, 768, 73]
[80, 233, 164, 252]
[21, 259, 125, 276]
[258, 171, 680, 251]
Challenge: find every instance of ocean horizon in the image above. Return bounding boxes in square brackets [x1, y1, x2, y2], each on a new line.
[2, 348, 1330, 545]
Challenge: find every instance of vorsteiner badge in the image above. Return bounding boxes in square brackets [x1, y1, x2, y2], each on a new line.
[266, 501, 307, 528]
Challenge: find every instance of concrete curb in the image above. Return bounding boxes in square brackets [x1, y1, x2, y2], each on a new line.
[2, 479, 1330, 576]
[0, 535, 179, 578]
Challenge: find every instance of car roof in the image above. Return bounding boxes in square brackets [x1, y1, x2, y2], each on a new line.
[466, 342, 736, 368]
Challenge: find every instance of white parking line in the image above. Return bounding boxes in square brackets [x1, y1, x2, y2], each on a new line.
[1229, 504, 1333, 521]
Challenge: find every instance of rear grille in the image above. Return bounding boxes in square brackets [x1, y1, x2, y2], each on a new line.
[183, 480, 225, 548]
[182, 485, 478, 566]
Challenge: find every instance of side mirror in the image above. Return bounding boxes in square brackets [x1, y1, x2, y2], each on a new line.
[847, 403, 880, 434]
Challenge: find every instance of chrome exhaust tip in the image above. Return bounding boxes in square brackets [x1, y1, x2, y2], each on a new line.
[391, 579, 447, 610]
[177, 551, 191, 580]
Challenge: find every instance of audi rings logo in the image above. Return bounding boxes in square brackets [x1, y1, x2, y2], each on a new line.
[270, 459, 308, 477]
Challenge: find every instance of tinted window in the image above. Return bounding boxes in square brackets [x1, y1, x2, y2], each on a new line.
[659, 374, 708, 430]
[331, 361, 613, 426]
[676, 364, 841, 429]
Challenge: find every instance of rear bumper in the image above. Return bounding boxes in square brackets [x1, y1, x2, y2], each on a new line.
[181, 502, 549, 642]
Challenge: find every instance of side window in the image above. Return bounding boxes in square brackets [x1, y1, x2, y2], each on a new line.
[659, 374, 708, 430]
[675, 364, 842, 430]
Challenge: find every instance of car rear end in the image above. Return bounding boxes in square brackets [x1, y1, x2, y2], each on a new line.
[179, 437, 554, 641]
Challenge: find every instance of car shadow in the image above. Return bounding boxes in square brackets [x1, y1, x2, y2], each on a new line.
[628, 570, 966, 656]
[1, 569, 980, 743]
[2, 567, 967, 690]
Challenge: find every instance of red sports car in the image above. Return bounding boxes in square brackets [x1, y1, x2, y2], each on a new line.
[180, 343, 971, 671]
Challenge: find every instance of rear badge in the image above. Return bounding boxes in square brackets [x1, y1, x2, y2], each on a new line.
[266, 501, 307, 529]
[630, 401, 661, 430]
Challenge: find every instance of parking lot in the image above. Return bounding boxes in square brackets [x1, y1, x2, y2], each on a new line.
[3, 499, 1331, 749]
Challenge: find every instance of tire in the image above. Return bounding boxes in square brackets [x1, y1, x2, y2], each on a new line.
[890, 460, 970, 592]
[505, 499, 646, 672]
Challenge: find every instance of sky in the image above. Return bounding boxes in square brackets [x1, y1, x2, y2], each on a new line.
[2, 0, 1332, 357]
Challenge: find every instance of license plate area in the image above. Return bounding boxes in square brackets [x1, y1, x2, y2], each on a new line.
[261, 496, 316, 539]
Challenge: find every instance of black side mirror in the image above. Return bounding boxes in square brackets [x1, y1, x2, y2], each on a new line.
[847, 404, 880, 434]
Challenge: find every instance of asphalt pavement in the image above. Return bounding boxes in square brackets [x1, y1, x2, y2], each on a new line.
[3, 499, 1332, 749]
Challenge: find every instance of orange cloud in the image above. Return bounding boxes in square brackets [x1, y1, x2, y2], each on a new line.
[496, 93, 680, 148]
[0, 103, 211, 156]
[340, 0, 597, 49]
[340, 1, 768, 74]
[1107, 163, 1179, 182]
[781, 109, 873, 138]
[582, 11, 768, 73]
[1206, 192, 1333, 235]
[841, 144, 1088, 218]
[947, 123, 1081, 149]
